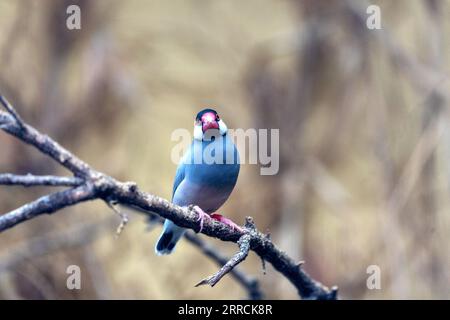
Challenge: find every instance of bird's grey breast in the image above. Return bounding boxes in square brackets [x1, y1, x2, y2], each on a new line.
[173, 135, 240, 212]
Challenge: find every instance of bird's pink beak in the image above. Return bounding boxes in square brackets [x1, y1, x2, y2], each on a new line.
[202, 121, 219, 132]
[201, 112, 219, 132]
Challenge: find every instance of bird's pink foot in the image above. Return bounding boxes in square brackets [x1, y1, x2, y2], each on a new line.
[210, 213, 243, 232]
[193, 205, 210, 232]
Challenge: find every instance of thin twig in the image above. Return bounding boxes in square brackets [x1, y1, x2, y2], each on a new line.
[0, 95, 25, 127]
[0, 173, 83, 187]
[195, 233, 252, 288]
[195, 218, 259, 289]
[107, 200, 129, 237]
[184, 231, 263, 299]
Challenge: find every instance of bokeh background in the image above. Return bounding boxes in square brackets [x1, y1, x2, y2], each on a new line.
[0, 0, 449, 299]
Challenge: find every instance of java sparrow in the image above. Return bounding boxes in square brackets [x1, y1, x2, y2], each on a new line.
[155, 109, 241, 255]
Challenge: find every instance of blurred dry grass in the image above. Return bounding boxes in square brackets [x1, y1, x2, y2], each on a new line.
[0, 0, 449, 299]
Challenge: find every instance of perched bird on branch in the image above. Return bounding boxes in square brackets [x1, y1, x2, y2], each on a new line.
[155, 109, 241, 255]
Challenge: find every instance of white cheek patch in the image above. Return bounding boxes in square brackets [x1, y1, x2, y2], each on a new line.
[194, 125, 203, 141]
[218, 119, 228, 136]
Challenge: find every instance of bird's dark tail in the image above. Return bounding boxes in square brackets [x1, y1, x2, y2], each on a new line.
[155, 220, 185, 255]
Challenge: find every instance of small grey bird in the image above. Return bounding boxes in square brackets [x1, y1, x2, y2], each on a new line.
[155, 108, 241, 255]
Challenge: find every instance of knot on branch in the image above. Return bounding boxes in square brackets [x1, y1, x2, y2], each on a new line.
[90, 174, 117, 195]
[125, 181, 138, 193]
[296, 260, 305, 268]
[244, 216, 256, 231]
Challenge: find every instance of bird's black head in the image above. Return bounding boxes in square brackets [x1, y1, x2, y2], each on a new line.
[193, 108, 227, 140]
[195, 108, 219, 122]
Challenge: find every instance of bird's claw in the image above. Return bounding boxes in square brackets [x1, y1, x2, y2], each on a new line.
[193, 206, 243, 233]
[210, 213, 244, 232]
[193, 205, 210, 233]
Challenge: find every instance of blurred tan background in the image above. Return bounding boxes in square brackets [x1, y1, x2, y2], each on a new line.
[0, 0, 449, 299]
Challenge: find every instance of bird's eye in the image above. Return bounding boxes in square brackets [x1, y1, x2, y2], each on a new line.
[216, 114, 220, 120]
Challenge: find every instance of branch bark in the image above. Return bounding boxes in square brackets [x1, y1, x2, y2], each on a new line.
[0, 95, 337, 299]
[0, 174, 83, 187]
[0, 184, 97, 232]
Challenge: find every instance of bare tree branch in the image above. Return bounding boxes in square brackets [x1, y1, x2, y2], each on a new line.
[0, 96, 337, 299]
[0, 173, 83, 187]
[144, 213, 263, 299]
[0, 184, 97, 232]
